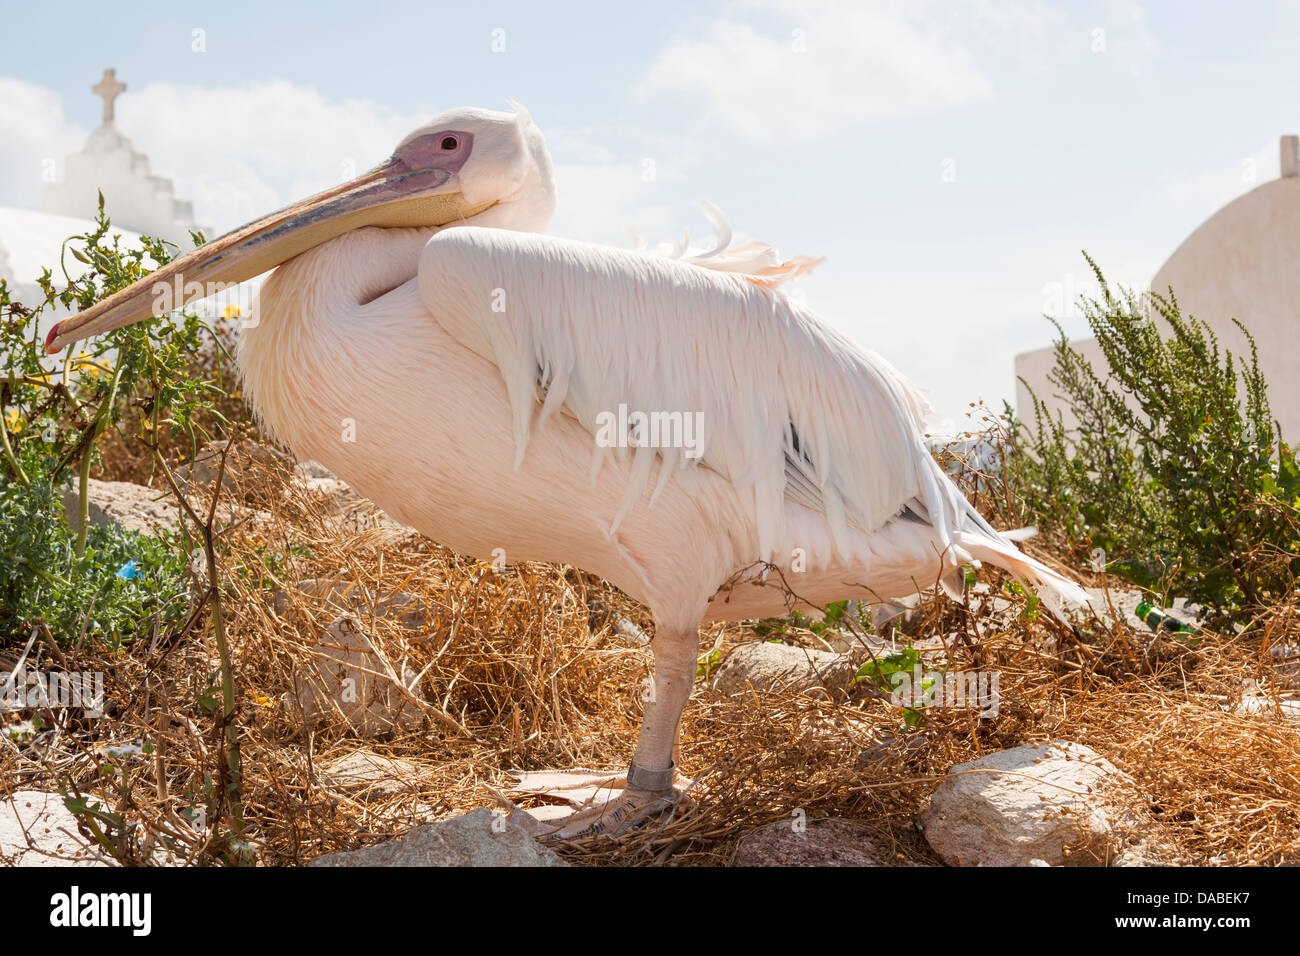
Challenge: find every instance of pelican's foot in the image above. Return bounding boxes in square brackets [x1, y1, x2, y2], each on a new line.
[506, 762, 693, 841]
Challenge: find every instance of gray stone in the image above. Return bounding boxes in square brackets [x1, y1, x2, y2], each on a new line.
[321, 751, 428, 803]
[0, 790, 114, 866]
[275, 578, 431, 634]
[293, 613, 426, 736]
[308, 808, 568, 867]
[918, 741, 1152, 867]
[732, 818, 905, 866]
[177, 439, 289, 491]
[294, 460, 337, 480]
[274, 463, 407, 533]
[713, 641, 855, 697]
[61, 478, 179, 535]
[290, 475, 357, 513]
[1227, 695, 1300, 720]
[1270, 644, 1300, 691]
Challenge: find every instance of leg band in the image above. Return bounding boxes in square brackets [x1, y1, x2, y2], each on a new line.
[626, 759, 675, 792]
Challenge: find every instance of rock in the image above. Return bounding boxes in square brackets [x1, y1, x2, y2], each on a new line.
[283, 475, 407, 534]
[275, 578, 431, 635]
[372, 590, 432, 634]
[1270, 645, 1300, 691]
[290, 475, 358, 513]
[177, 439, 289, 492]
[1113, 840, 1189, 866]
[0, 790, 114, 866]
[918, 741, 1153, 867]
[293, 613, 427, 736]
[294, 460, 337, 481]
[713, 642, 856, 697]
[732, 818, 904, 866]
[321, 751, 428, 803]
[1227, 695, 1300, 720]
[61, 479, 179, 535]
[308, 808, 568, 867]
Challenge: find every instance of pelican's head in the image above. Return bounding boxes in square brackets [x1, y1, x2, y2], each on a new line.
[46, 102, 554, 352]
[406, 102, 555, 234]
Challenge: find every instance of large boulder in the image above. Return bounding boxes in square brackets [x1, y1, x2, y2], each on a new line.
[713, 642, 855, 697]
[917, 741, 1158, 866]
[61, 476, 273, 540]
[308, 808, 568, 867]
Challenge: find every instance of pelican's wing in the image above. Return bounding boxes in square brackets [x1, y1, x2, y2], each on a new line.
[660, 202, 825, 288]
[418, 227, 964, 561]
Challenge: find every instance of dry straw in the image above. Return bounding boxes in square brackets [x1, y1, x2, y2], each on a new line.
[2, 433, 1298, 867]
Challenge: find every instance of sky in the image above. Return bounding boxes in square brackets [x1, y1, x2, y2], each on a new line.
[2, 0, 1298, 427]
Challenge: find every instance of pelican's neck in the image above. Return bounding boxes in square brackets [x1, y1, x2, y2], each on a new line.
[258, 226, 436, 333]
[237, 225, 437, 452]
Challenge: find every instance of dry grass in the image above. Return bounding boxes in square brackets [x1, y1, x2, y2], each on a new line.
[3, 439, 1299, 867]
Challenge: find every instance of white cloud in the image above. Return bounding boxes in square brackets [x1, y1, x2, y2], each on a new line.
[545, 125, 699, 246]
[1162, 139, 1278, 211]
[0, 76, 430, 234]
[0, 78, 87, 209]
[549, 161, 677, 245]
[1096, 0, 1160, 77]
[116, 80, 429, 233]
[1, 76, 695, 252]
[634, 0, 995, 143]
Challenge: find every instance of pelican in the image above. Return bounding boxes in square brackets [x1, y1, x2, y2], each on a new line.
[47, 104, 1086, 838]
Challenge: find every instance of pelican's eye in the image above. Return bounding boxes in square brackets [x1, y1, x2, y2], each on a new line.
[440, 135, 460, 150]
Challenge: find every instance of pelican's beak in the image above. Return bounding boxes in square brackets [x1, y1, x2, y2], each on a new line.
[46, 160, 493, 352]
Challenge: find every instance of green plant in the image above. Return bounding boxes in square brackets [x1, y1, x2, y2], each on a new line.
[854, 645, 932, 728]
[0, 451, 188, 646]
[1, 205, 251, 852]
[1010, 256, 1300, 622]
[0, 197, 223, 646]
[753, 599, 873, 643]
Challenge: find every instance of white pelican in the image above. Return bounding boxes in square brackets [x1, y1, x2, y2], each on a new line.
[47, 104, 1086, 838]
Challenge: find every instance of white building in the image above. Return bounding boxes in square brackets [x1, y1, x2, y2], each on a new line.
[0, 70, 247, 344]
[0, 205, 142, 314]
[1015, 135, 1300, 441]
[41, 69, 208, 247]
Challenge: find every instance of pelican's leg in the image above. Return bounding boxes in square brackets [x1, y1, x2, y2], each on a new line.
[626, 624, 698, 797]
[511, 625, 698, 840]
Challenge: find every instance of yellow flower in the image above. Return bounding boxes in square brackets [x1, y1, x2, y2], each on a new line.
[4, 409, 23, 434]
[223, 304, 242, 319]
[71, 351, 101, 380]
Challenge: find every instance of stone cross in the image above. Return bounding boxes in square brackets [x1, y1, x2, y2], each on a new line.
[1282, 135, 1299, 179]
[92, 68, 126, 125]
